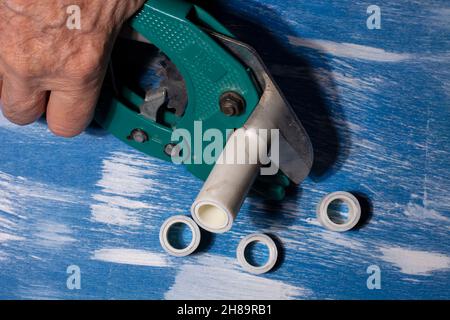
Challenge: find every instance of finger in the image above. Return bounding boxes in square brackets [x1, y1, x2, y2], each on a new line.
[0, 66, 3, 98]
[46, 85, 101, 137]
[0, 77, 47, 125]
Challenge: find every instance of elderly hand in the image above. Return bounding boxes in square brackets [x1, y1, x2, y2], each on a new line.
[0, 0, 145, 137]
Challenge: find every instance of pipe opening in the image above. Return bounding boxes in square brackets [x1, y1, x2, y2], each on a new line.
[327, 199, 351, 225]
[244, 240, 270, 267]
[167, 222, 194, 250]
[196, 203, 229, 231]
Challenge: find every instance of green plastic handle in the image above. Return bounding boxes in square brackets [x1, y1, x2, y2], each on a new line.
[96, 0, 260, 180]
[95, 0, 289, 200]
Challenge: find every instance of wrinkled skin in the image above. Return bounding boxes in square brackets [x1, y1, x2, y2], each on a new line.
[0, 0, 145, 137]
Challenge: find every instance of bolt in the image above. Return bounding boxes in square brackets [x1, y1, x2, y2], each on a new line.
[128, 129, 148, 143]
[220, 92, 245, 116]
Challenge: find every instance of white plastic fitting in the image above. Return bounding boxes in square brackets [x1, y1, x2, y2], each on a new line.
[191, 128, 268, 233]
[317, 191, 361, 232]
[237, 233, 278, 274]
[159, 215, 201, 257]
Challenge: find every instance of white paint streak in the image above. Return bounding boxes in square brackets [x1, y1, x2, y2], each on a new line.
[320, 231, 365, 250]
[380, 246, 450, 276]
[0, 232, 25, 242]
[91, 205, 142, 226]
[428, 8, 450, 30]
[0, 171, 84, 251]
[165, 255, 311, 300]
[93, 194, 151, 210]
[17, 283, 64, 300]
[35, 221, 76, 248]
[304, 217, 321, 227]
[404, 202, 450, 223]
[92, 248, 169, 267]
[90, 152, 160, 227]
[0, 171, 81, 217]
[0, 216, 16, 229]
[0, 172, 17, 216]
[288, 36, 412, 62]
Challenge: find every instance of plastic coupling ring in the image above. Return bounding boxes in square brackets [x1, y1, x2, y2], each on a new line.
[237, 233, 278, 275]
[317, 191, 361, 232]
[160, 215, 201, 257]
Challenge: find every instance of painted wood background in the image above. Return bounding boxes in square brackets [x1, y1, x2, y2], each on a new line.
[0, 0, 449, 299]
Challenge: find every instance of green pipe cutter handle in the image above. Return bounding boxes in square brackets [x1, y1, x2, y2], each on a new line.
[96, 0, 300, 201]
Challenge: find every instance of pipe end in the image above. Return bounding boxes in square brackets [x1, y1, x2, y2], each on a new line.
[192, 201, 233, 233]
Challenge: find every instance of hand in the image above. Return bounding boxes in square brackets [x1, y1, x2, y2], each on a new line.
[0, 0, 145, 137]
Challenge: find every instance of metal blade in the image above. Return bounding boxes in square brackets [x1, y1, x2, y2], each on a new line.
[119, 29, 188, 119]
[207, 31, 314, 184]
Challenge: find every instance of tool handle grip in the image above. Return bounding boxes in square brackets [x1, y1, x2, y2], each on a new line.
[130, 0, 259, 124]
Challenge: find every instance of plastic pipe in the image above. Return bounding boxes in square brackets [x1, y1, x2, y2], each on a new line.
[191, 127, 269, 233]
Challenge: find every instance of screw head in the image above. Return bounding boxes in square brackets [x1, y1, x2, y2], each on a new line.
[128, 129, 148, 143]
[220, 92, 245, 116]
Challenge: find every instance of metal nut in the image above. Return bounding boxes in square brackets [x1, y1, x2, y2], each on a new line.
[220, 92, 246, 116]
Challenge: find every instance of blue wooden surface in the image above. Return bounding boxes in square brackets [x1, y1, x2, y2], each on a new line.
[0, 0, 449, 299]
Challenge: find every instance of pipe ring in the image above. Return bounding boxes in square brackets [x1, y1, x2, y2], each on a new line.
[159, 215, 201, 257]
[317, 191, 361, 232]
[237, 233, 278, 274]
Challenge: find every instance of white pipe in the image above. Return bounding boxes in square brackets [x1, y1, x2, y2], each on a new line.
[191, 127, 269, 233]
